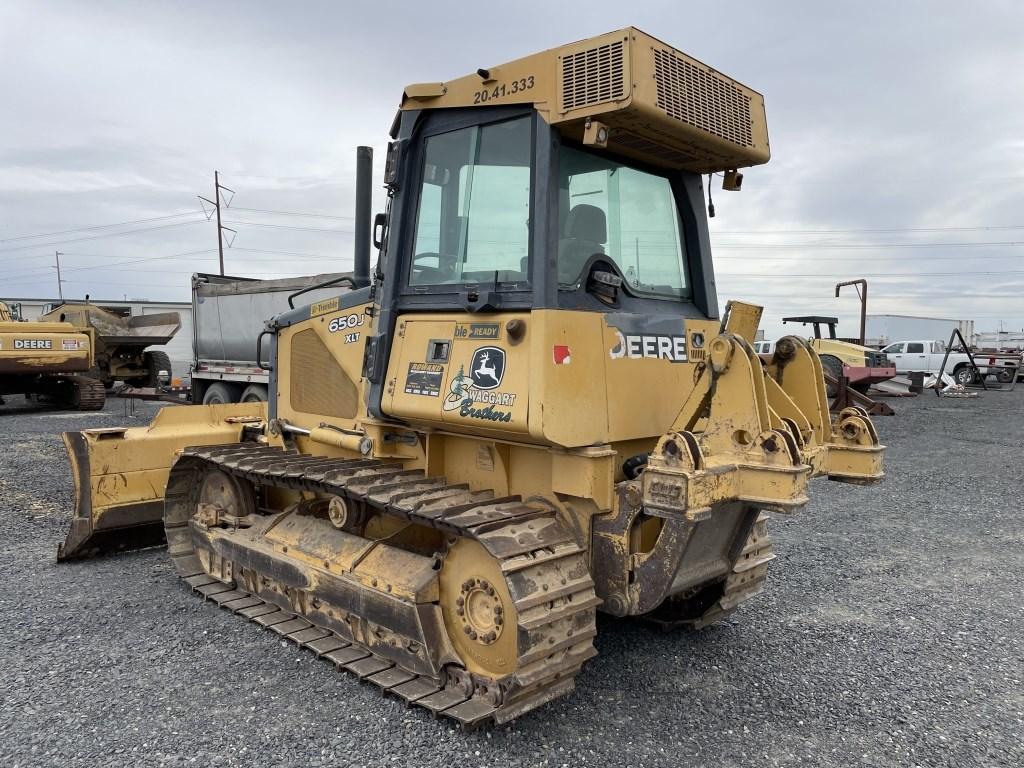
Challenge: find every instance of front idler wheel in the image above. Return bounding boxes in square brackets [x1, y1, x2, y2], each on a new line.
[196, 468, 255, 528]
[438, 538, 518, 682]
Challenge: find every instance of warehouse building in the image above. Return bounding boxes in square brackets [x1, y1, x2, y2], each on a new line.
[0, 296, 193, 384]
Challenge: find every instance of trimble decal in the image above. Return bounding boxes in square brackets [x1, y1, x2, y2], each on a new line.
[443, 347, 516, 423]
[310, 297, 340, 317]
[609, 331, 687, 363]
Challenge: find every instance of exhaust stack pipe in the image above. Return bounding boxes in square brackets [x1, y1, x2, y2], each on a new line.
[353, 146, 373, 288]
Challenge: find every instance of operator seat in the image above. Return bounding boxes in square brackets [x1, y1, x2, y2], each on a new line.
[558, 204, 607, 283]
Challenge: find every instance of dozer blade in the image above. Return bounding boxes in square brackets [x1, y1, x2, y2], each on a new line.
[58, 402, 266, 560]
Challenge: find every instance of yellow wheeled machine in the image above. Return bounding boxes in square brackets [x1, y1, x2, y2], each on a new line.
[39, 302, 180, 388]
[0, 301, 105, 411]
[57, 28, 884, 725]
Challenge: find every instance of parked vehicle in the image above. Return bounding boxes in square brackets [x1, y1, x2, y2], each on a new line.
[752, 340, 775, 355]
[879, 339, 1019, 385]
[191, 272, 351, 404]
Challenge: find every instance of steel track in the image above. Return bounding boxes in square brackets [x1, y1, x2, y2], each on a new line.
[162, 443, 600, 727]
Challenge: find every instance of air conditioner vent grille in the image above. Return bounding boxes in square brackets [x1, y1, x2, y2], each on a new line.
[653, 48, 754, 148]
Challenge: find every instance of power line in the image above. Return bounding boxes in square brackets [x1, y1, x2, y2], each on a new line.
[711, 224, 1024, 235]
[232, 247, 344, 260]
[224, 219, 353, 234]
[0, 218, 209, 253]
[713, 241, 1024, 250]
[3, 248, 219, 282]
[230, 206, 353, 220]
[0, 210, 204, 243]
[715, 253, 1024, 261]
[719, 269, 1024, 278]
[3, 246, 346, 284]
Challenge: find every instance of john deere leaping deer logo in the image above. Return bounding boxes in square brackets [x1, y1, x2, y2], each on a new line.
[469, 346, 505, 390]
[442, 347, 516, 422]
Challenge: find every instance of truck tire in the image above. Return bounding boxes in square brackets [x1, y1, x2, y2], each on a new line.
[143, 350, 172, 388]
[952, 364, 976, 387]
[201, 382, 238, 405]
[239, 384, 268, 402]
[819, 355, 844, 397]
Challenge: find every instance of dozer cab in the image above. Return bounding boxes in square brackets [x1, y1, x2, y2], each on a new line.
[0, 301, 105, 410]
[58, 28, 884, 726]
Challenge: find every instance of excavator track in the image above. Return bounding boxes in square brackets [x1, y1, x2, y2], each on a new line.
[68, 375, 106, 411]
[162, 443, 600, 727]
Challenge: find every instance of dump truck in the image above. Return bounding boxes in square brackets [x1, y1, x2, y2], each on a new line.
[57, 27, 885, 726]
[191, 272, 351, 404]
[39, 302, 180, 388]
[0, 300, 105, 410]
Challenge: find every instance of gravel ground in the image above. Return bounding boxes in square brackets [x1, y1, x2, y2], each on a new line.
[0, 392, 1020, 767]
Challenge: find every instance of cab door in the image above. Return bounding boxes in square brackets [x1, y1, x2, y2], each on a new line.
[904, 341, 928, 371]
[882, 342, 905, 372]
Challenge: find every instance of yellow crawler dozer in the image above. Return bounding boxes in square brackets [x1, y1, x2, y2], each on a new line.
[58, 28, 884, 726]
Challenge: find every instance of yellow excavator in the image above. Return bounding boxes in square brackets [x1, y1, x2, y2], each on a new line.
[0, 300, 105, 410]
[57, 28, 884, 726]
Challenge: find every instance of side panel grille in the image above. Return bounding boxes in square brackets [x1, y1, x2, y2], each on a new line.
[561, 40, 626, 111]
[653, 49, 754, 148]
[290, 329, 358, 419]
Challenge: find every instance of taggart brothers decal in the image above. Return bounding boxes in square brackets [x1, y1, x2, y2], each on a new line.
[443, 346, 516, 423]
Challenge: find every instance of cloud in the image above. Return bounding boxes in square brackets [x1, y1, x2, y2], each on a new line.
[1, 0, 1022, 335]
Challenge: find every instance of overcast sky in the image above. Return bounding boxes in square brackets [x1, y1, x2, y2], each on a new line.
[2, 1, 1022, 338]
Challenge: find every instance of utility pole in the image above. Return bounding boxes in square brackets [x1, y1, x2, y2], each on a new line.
[54, 250, 64, 300]
[198, 171, 235, 275]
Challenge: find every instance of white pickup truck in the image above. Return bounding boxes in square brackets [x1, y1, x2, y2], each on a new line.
[879, 339, 1018, 385]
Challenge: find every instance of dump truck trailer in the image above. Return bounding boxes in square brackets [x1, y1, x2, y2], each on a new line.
[56, 27, 885, 726]
[190, 272, 350, 404]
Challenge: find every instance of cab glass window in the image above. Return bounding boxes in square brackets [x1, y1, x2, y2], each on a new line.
[906, 342, 925, 353]
[884, 343, 904, 354]
[557, 145, 690, 299]
[409, 117, 532, 286]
